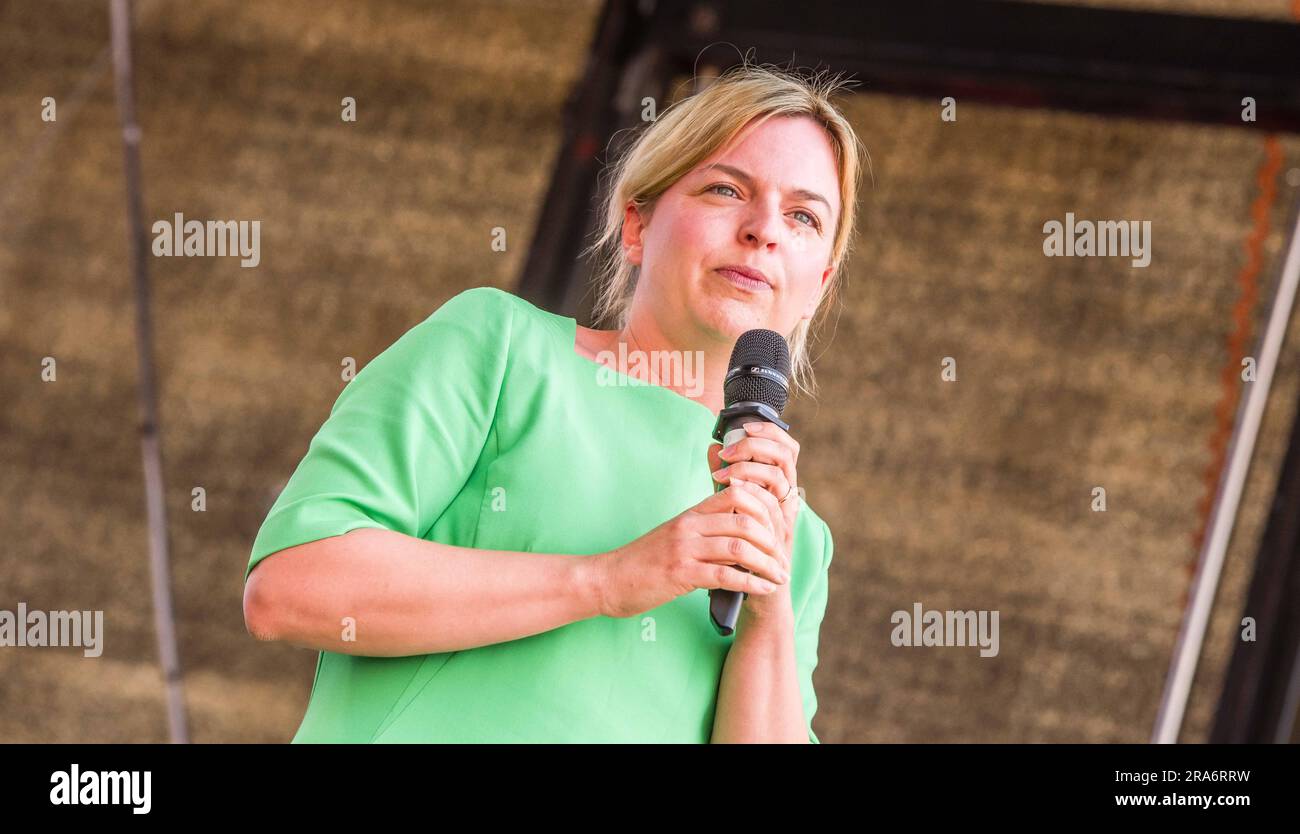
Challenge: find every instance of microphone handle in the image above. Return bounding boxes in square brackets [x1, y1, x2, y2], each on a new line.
[708, 415, 765, 637]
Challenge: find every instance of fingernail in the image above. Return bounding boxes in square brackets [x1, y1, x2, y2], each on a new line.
[779, 570, 790, 583]
[743, 422, 762, 433]
[712, 469, 728, 480]
[719, 444, 736, 457]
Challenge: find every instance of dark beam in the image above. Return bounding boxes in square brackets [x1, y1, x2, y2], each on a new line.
[516, 0, 671, 316]
[663, 0, 1300, 132]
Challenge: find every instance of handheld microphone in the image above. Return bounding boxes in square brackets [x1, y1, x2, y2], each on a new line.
[709, 329, 791, 637]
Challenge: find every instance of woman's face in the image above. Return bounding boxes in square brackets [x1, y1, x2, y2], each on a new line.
[622, 114, 840, 347]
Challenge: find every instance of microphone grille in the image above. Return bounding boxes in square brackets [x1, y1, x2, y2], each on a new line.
[724, 329, 791, 415]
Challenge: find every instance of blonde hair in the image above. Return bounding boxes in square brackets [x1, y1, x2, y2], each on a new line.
[581, 59, 866, 401]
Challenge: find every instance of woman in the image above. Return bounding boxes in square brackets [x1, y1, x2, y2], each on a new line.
[242, 62, 864, 743]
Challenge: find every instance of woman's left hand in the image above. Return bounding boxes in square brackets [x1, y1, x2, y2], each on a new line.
[708, 421, 801, 622]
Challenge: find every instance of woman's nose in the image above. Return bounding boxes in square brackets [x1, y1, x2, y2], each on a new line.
[738, 202, 783, 249]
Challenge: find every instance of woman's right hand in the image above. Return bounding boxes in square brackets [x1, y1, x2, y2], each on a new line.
[590, 481, 790, 619]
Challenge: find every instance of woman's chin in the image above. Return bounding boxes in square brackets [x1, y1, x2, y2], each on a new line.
[695, 299, 774, 342]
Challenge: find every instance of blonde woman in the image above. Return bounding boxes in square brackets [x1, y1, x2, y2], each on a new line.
[242, 62, 864, 743]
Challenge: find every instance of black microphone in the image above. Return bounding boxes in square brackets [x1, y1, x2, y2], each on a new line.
[709, 329, 791, 637]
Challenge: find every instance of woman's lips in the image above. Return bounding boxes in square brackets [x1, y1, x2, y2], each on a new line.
[716, 268, 772, 292]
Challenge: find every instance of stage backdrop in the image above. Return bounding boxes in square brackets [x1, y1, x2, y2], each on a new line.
[2, 0, 1298, 742]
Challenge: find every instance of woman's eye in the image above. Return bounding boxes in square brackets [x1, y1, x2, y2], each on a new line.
[710, 184, 821, 231]
[793, 210, 821, 230]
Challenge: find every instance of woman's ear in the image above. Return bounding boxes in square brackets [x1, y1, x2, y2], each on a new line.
[621, 202, 646, 266]
[801, 266, 834, 320]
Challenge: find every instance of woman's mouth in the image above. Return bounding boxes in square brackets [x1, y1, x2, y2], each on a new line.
[715, 268, 772, 292]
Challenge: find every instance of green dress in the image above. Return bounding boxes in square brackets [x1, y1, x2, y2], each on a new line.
[245, 286, 833, 743]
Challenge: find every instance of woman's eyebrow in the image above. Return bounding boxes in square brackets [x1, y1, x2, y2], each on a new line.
[697, 163, 832, 214]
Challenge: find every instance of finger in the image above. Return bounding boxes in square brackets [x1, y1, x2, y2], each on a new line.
[741, 420, 800, 461]
[711, 460, 792, 505]
[707, 441, 724, 474]
[717, 436, 797, 495]
[719, 479, 783, 542]
[718, 436, 789, 466]
[732, 478, 789, 571]
[734, 475, 784, 532]
[693, 512, 786, 583]
[691, 481, 771, 517]
[697, 535, 787, 585]
[691, 563, 777, 596]
[694, 478, 776, 520]
[739, 425, 801, 530]
[693, 496, 780, 555]
[738, 420, 795, 472]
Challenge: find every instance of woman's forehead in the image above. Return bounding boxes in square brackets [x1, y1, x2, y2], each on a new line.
[686, 117, 840, 211]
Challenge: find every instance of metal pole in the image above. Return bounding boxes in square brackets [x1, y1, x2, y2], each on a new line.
[1152, 197, 1300, 743]
[108, 0, 189, 743]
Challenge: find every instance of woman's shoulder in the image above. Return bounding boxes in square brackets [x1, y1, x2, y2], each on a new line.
[422, 285, 567, 347]
[425, 285, 517, 326]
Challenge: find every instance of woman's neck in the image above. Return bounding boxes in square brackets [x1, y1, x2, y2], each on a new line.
[611, 315, 728, 414]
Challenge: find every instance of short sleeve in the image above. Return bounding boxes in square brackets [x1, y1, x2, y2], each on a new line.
[794, 522, 833, 743]
[244, 286, 515, 583]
